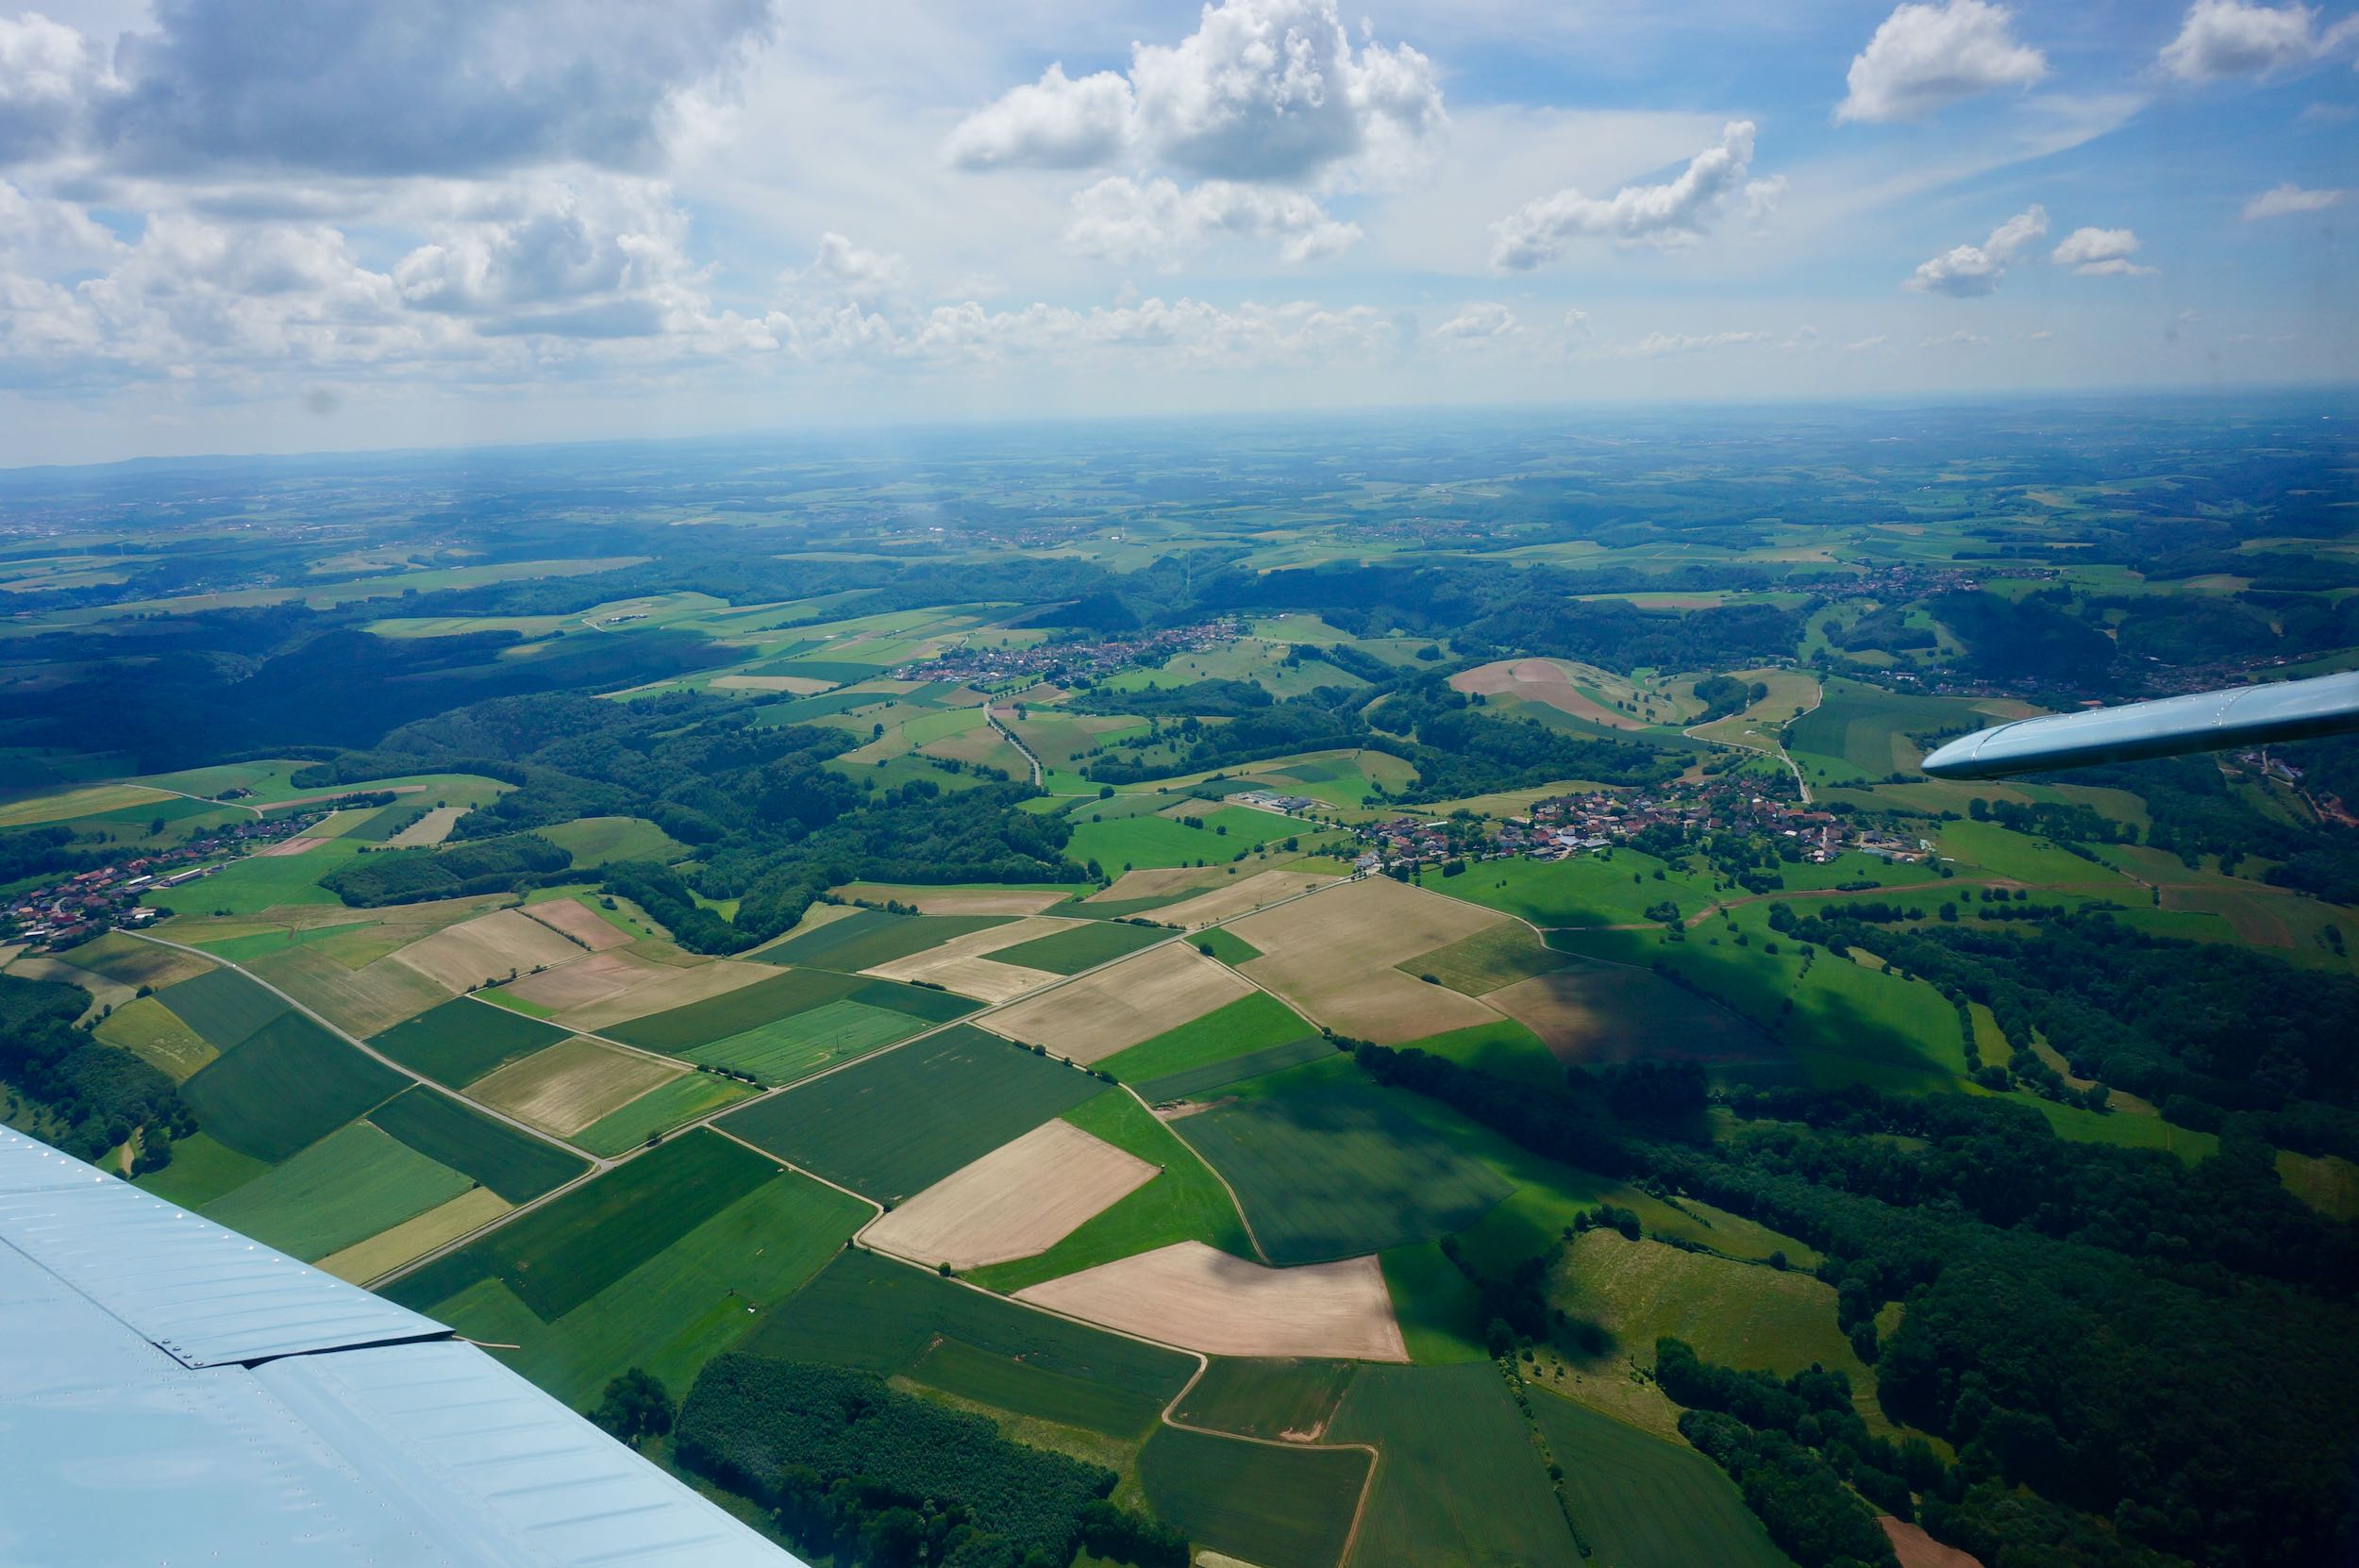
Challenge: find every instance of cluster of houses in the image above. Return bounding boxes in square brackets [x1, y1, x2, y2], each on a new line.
[3, 811, 317, 950]
[1227, 788, 1318, 816]
[892, 618, 1243, 690]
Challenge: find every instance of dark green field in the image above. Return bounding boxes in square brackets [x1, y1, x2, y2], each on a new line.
[1098, 992, 1318, 1089]
[179, 1011, 408, 1162]
[367, 1084, 588, 1202]
[383, 1128, 778, 1321]
[750, 1248, 1191, 1436]
[721, 1025, 1107, 1202]
[1329, 1362, 1576, 1566]
[1173, 1081, 1514, 1264]
[1134, 1036, 1335, 1103]
[603, 966, 864, 1052]
[367, 996, 569, 1087]
[1137, 1425, 1368, 1568]
[1191, 926, 1263, 964]
[154, 965, 290, 1050]
[756, 909, 1013, 972]
[1531, 1391, 1790, 1568]
[1173, 1359, 1360, 1443]
[1786, 677, 1982, 782]
[979, 919, 1168, 975]
[573, 1072, 759, 1157]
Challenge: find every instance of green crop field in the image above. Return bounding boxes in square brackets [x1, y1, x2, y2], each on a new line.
[603, 966, 868, 1052]
[368, 996, 569, 1087]
[1330, 1362, 1576, 1567]
[153, 966, 290, 1050]
[367, 1085, 588, 1202]
[755, 909, 1014, 972]
[1065, 808, 1292, 872]
[1132, 1037, 1337, 1102]
[1097, 992, 1317, 1087]
[158, 839, 364, 915]
[537, 815, 689, 868]
[1406, 922, 1571, 993]
[47, 930, 205, 989]
[203, 1120, 472, 1259]
[750, 1248, 1192, 1435]
[1380, 1243, 1491, 1363]
[574, 1072, 759, 1156]
[1531, 1392, 1789, 1568]
[1550, 1231, 1869, 1385]
[676, 998, 923, 1084]
[1174, 1358, 1359, 1443]
[1137, 1425, 1367, 1568]
[1787, 678, 1982, 783]
[721, 1025, 1107, 1203]
[420, 1163, 866, 1410]
[1430, 851, 1719, 929]
[385, 1128, 778, 1322]
[93, 995, 217, 1080]
[1395, 1019, 1563, 1087]
[134, 1130, 269, 1209]
[966, 1088, 1254, 1293]
[180, 1012, 408, 1163]
[1172, 1080, 1514, 1264]
[978, 919, 1168, 974]
[1192, 926, 1263, 964]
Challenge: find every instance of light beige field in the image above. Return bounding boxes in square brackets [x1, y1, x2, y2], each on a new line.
[55, 930, 212, 989]
[250, 835, 324, 858]
[248, 946, 448, 1038]
[1879, 1519, 1983, 1568]
[0, 782, 175, 827]
[523, 898, 633, 952]
[906, 956, 1063, 1004]
[1016, 1242, 1407, 1361]
[553, 958, 774, 1034]
[315, 1187, 512, 1285]
[982, 942, 1256, 1062]
[1229, 876, 1509, 1043]
[1449, 658, 1644, 729]
[93, 995, 217, 1080]
[384, 805, 466, 847]
[499, 949, 667, 1011]
[467, 1037, 683, 1136]
[1086, 866, 1226, 904]
[832, 884, 1072, 917]
[710, 673, 836, 693]
[386, 908, 588, 993]
[1152, 869, 1340, 929]
[863, 1120, 1159, 1269]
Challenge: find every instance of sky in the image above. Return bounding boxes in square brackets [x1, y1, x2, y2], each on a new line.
[0, 0, 2352, 466]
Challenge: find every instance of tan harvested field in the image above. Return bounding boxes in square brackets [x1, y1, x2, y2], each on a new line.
[554, 958, 774, 1034]
[1450, 658, 1644, 729]
[315, 1187, 512, 1285]
[833, 884, 1071, 917]
[1152, 869, 1340, 929]
[710, 673, 836, 693]
[500, 949, 668, 1011]
[982, 942, 1256, 1062]
[250, 835, 324, 858]
[467, 1036, 683, 1136]
[385, 806, 466, 847]
[863, 1120, 1160, 1269]
[386, 908, 589, 993]
[0, 782, 176, 827]
[1880, 1519, 1984, 1568]
[1086, 866, 1227, 904]
[523, 898, 633, 951]
[1229, 876, 1509, 1043]
[248, 946, 448, 1038]
[1016, 1242, 1408, 1361]
[907, 956, 1062, 1004]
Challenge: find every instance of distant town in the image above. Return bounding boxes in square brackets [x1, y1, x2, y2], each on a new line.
[892, 618, 1244, 690]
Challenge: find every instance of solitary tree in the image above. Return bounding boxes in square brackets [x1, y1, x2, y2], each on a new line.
[589, 1367, 675, 1448]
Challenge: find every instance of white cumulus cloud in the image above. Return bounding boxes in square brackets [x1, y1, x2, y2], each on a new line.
[2243, 181, 2348, 217]
[1063, 175, 1360, 265]
[1490, 121, 1777, 269]
[1433, 301, 1516, 339]
[2159, 1, 2359, 82]
[1907, 204, 2048, 295]
[2050, 226, 2154, 275]
[1835, 1, 2049, 124]
[945, 0, 1442, 185]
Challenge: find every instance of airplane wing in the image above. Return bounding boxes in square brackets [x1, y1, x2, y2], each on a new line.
[1920, 670, 2359, 781]
[0, 1125, 806, 1567]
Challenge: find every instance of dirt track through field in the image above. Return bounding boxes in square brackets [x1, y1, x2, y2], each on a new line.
[1016, 1241, 1408, 1361]
[523, 899, 633, 951]
[387, 908, 588, 993]
[862, 1119, 1159, 1269]
[1152, 869, 1342, 928]
[1450, 658, 1645, 729]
